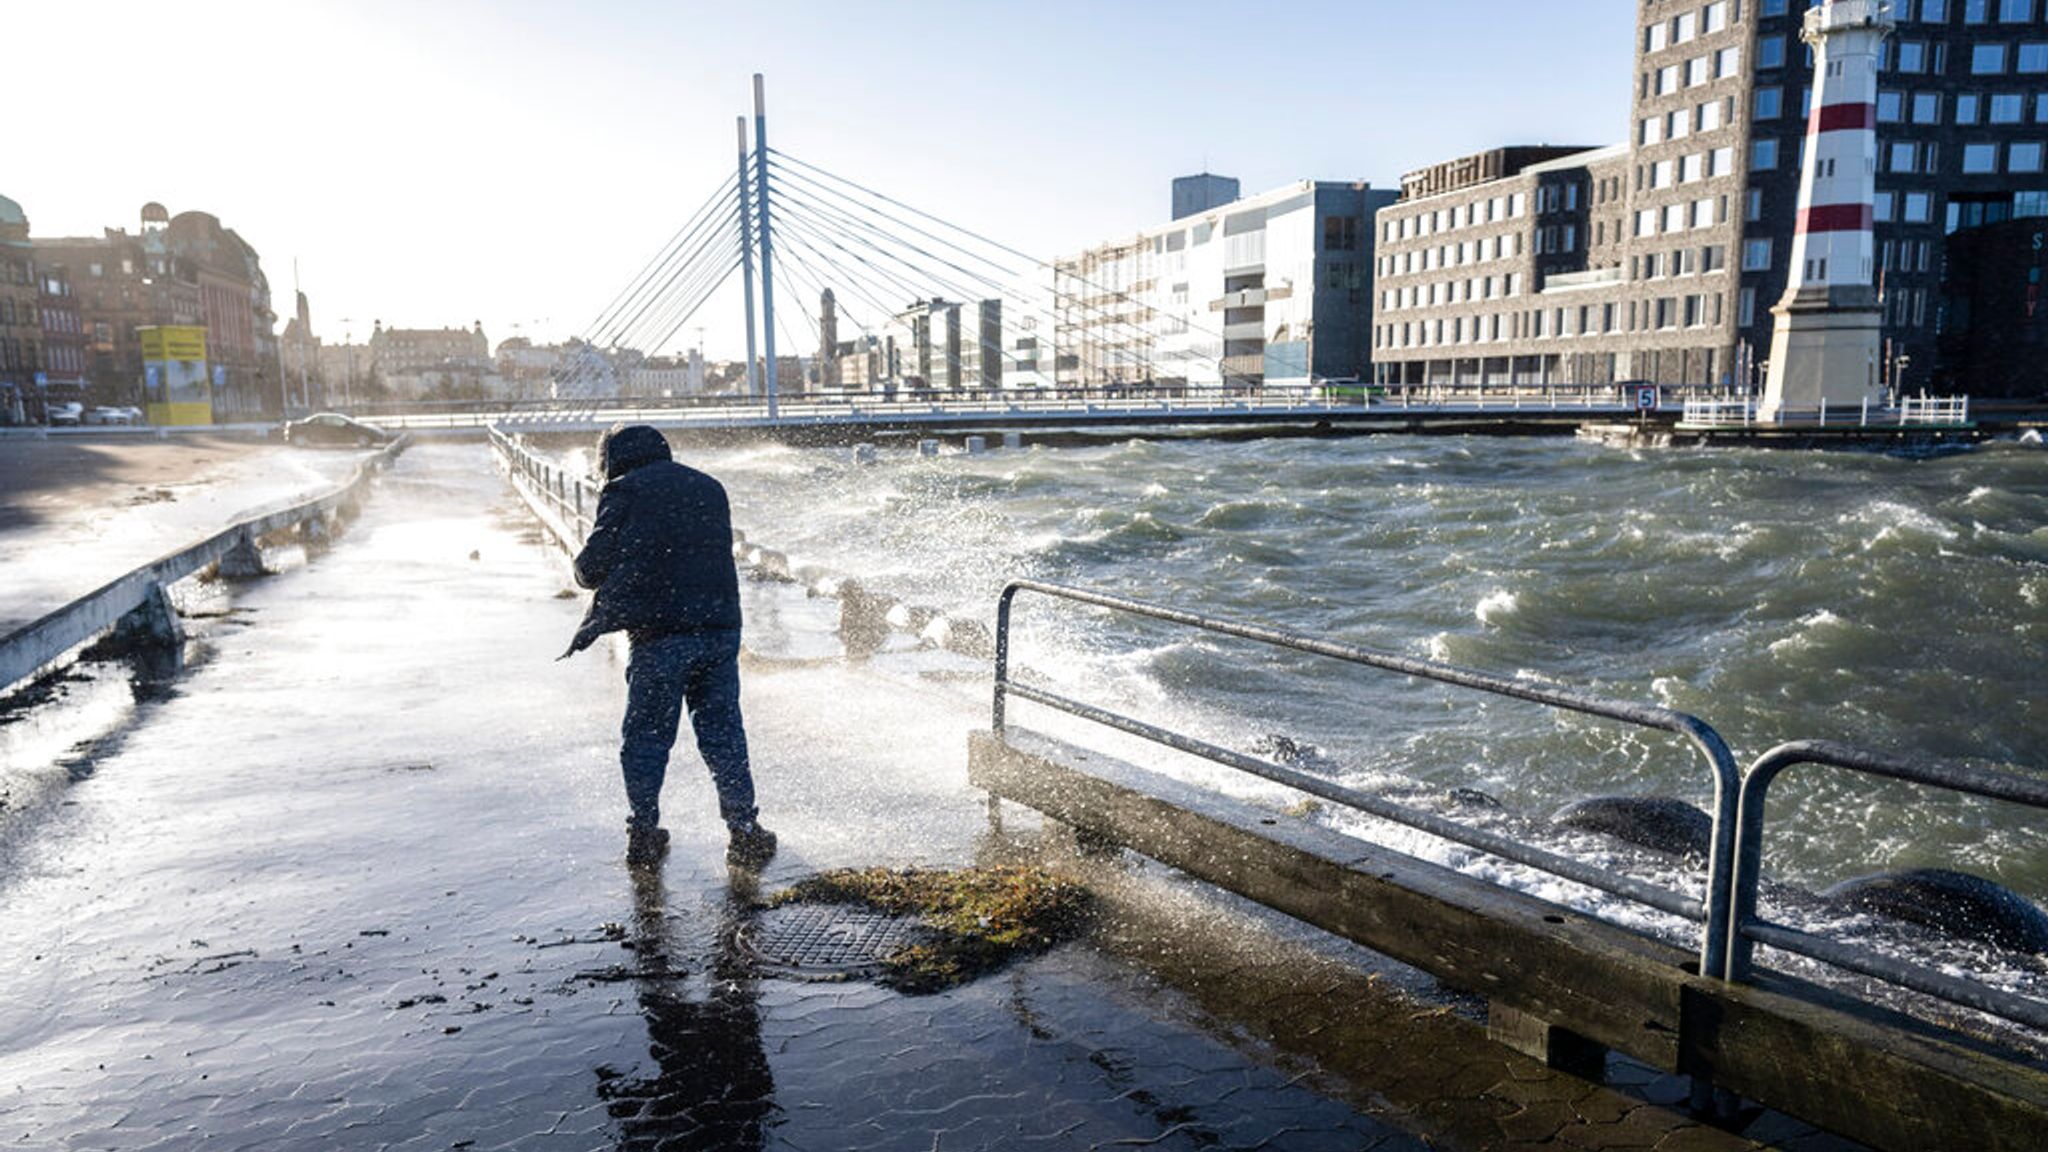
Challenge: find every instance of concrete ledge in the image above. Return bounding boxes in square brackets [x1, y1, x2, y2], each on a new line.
[0, 436, 411, 694]
[968, 727, 1694, 1070]
[1683, 976, 2048, 1152]
[969, 727, 2048, 1152]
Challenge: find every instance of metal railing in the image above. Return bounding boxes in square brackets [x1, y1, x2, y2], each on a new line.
[1677, 395, 1975, 430]
[1682, 400, 1757, 427]
[0, 436, 411, 695]
[989, 580, 2048, 1039]
[1728, 740, 2048, 1032]
[488, 426, 596, 547]
[1899, 394, 1971, 426]
[991, 579, 1742, 977]
[355, 379, 1737, 431]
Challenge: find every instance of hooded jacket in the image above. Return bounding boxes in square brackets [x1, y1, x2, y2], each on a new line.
[563, 425, 742, 657]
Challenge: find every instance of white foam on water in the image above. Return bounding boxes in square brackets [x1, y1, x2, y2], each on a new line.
[1474, 589, 1518, 625]
[1845, 499, 1960, 550]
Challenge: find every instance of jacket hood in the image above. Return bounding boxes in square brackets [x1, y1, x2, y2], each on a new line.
[600, 424, 673, 480]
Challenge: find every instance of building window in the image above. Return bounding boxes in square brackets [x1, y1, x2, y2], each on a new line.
[1922, 0, 1949, 19]
[1753, 138, 1780, 170]
[1958, 93, 1982, 123]
[1993, 93, 2027, 122]
[1973, 44, 2008, 74]
[1966, 0, 1990, 21]
[1904, 192, 1934, 222]
[1715, 47, 1742, 79]
[1743, 239, 1773, 271]
[1756, 86, 1784, 118]
[1913, 92, 1943, 123]
[2021, 43, 2048, 73]
[1963, 142, 2001, 171]
[2000, 0, 2032, 21]
[1896, 41, 1929, 72]
[2012, 142, 2046, 171]
[1879, 90, 1905, 121]
[1747, 188, 1764, 221]
[1875, 191, 1897, 222]
[1759, 37, 1786, 70]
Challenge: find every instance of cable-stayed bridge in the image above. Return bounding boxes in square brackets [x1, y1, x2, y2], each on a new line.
[439, 76, 1702, 437]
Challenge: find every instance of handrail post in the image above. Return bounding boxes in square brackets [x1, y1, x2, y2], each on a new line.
[992, 584, 1020, 734]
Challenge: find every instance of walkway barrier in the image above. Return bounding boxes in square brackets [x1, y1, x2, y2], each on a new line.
[0, 436, 411, 696]
[1900, 394, 1971, 425]
[1729, 740, 2048, 1031]
[973, 580, 2048, 1151]
[1681, 399, 1757, 427]
[358, 380, 1718, 433]
[488, 425, 594, 547]
[989, 579, 1741, 976]
[1678, 395, 1975, 430]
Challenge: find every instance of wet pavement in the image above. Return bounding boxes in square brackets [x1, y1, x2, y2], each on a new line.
[0, 433, 367, 634]
[0, 443, 1805, 1149]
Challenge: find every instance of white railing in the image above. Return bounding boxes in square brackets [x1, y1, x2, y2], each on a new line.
[1682, 400, 1756, 427]
[1898, 395, 1970, 426]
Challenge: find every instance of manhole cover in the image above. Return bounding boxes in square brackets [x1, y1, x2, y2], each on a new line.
[737, 903, 935, 979]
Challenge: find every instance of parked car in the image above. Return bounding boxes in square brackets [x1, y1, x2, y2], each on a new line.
[282, 412, 393, 448]
[85, 405, 143, 425]
[46, 401, 84, 427]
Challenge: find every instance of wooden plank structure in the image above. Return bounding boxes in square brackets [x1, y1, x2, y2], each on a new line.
[968, 727, 2048, 1152]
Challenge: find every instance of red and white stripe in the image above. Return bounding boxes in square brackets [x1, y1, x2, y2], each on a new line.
[1785, 13, 1890, 291]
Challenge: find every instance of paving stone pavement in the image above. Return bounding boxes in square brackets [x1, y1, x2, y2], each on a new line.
[0, 443, 1849, 1150]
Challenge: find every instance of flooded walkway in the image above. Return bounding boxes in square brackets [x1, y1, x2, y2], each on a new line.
[0, 444, 1776, 1150]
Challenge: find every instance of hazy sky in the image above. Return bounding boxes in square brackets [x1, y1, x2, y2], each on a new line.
[10, 1, 1636, 359]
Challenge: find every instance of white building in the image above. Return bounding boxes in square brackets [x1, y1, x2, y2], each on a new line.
[1052, 178, 1398, 392]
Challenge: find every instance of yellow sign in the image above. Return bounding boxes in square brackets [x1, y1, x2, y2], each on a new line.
[140, 324, 213, 424]
[139, 325, 208, 363]
[147, 402, 215, 426]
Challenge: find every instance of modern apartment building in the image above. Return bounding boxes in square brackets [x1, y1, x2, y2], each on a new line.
[1375, 0, 2048, 397]
[1055, 178, 1399, 391]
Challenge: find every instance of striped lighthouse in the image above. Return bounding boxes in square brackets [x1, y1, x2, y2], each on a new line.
[1759, 0, 1895, 422]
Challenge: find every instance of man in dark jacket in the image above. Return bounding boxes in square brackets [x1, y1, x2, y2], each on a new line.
[566, 424, 777, 869]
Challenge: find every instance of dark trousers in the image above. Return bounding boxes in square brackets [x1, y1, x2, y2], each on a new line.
[621, 630, 756, 831]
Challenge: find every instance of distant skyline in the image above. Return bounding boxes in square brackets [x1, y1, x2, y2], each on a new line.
[11, 0, 1636, 360]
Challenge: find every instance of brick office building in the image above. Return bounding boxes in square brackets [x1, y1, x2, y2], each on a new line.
[35, 202, 279, 414]
[1374, 0, 2048, 398]
[38, 263, 87, 398]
